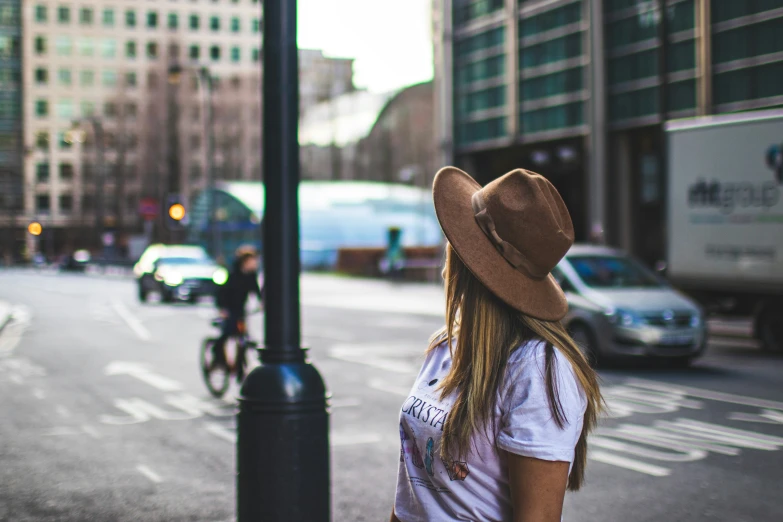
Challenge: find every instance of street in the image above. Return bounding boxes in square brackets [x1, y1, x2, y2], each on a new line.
[0, 270, 781, 522]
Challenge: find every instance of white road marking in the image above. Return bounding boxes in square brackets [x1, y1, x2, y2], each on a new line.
[205, 422, 235, 443]
[81, 425, 102, 439]
[728, 409, 783, 425]
[627, 379, 783, 412]
[104, 362, 183, 392]
[331, 433, 384, 447]
[100, 397, 201, 425]
[32, 388, 45, 399]
[136, 465, 163, 484]
[329, 344, 420, 374]
[589, 450, 671, 477]
[368, 378, 412, 397]
[110, 300, 151, 341]
[56, 405, 71, 418]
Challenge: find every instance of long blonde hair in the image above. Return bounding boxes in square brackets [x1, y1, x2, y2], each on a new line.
[431, 245, 603, 491]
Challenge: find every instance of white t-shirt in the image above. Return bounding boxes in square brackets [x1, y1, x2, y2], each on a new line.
[394, 339, 587, 522]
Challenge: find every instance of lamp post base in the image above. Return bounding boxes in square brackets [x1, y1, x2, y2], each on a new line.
[237, 349, 330, 521]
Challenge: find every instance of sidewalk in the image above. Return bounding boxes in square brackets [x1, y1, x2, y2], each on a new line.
[301, 273, 445, 318]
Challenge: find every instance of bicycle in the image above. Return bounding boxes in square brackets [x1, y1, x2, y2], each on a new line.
[200, 312, 260, 398]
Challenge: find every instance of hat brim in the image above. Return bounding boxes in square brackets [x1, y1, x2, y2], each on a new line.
[432, 167, 568, 322]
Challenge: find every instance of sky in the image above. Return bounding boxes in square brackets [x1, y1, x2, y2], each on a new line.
[297, 0, 434, 94]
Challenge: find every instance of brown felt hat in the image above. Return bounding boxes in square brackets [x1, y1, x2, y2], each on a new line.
[433, 167, 574, 321]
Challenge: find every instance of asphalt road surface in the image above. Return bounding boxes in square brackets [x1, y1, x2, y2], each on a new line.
[0, 270, 781, 522]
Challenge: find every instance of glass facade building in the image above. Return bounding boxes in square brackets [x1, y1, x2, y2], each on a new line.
[439, 0, 783, 263]
[0, 0, 22, 262]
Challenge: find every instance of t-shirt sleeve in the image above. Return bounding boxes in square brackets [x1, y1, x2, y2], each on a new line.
[496, 341, 586, 463]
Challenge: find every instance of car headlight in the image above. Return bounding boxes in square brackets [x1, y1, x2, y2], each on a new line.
[163, 272, 183, 286]
[690, 313, 702, 328]
[212, 268, 229, 285]
[606, 308, 644, 328]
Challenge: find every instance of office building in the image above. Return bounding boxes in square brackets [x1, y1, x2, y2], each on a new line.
[0, 0, 22, 263]
[434, 0, 783, 264]
[21, 0, 355, 257]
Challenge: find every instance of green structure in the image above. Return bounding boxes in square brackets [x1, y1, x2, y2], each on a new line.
[437, 0, 783, 265]
[0, 0, 22, 263]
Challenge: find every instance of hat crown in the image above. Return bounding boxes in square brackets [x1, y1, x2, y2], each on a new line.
[478, 170, 574, 276]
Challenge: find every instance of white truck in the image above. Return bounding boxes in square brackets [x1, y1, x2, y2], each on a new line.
[666, 109, 783, 351]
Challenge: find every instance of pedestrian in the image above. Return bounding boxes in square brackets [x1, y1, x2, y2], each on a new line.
[392, 168, 603, 522]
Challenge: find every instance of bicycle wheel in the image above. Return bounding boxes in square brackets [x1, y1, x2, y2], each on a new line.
[201, 338, 230, 398]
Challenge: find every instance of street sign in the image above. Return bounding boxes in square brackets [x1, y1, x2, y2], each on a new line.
[138, 198, 158, 220]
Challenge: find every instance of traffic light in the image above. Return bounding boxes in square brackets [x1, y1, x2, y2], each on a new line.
[27, 222, 42, 236]
[165, 194, 186, 231]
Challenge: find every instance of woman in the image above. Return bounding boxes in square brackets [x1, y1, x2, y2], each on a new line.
[392, 168, 603, 522]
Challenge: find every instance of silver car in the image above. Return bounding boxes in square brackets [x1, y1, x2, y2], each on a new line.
[553, 245, 706, 366]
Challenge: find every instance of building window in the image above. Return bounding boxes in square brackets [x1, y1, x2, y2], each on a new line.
[147, 11, 158, 28]
[35, 131, 49, 149]
[35, 67, 48, 84]
[102, 70, 117, 87]
[80, 8, 93, 25]
[81, 100, 96, 116]
[189, 45, 200, 60]
[252, 18, 260, 33]
[606, 16, 657, 49]
[521, 33, 582, 69]
[36, 163, 50, 182]
[169, 43, 180, 59]
[35, 5, 47, 22]
[126, 40, 137, 58]
[126, 10, 136, 28]
[104, 102, 117, 117]
[80, 70, 94, 86]
[608, 49, 657, 85]
[191, 164, 202, 182]
[78, 37, 94, 57]
[189, 14, 199, 30]
[36, 195, 51, 212]
[453, 0, 503, 26]
[126, 72, 137, 87]
[519, 1, 581, 38]
[231, 17, 240, 32]
[35, 36, 47, 54]
[59, 195, 73, 213]
[521, 101, 584, 134]
[210, 45, 221, 61]
[101, 39, 117, 58]
[168, 13, 178, 29]
[56, 36, 72, 56]
[713, 19, 783, 65]
[457, 117, 506, 145]
[103, 9, 114, 26]
[56, 99, 74, 119]
[609, 87, 658, 122]
[125, 102, 138, 118]
[231, 47, 240, 63]
[457, 55, 504, 85]
[210, 16, 220, 31]
[57, 132, 71, 149]
[58, 68, 72, 86]
[147, 42, 158, 59]
[148, 72, 159, 89]
[252, 48, 260, 62]
[58, 6, 70, 24]
[60, 163, 74, 180]
[668, 80, 696, 112]
[520, 67, 583, 101]
[35, 99, 48, 117]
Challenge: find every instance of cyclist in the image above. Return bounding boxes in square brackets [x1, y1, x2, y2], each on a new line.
[213, 245, 263, 372]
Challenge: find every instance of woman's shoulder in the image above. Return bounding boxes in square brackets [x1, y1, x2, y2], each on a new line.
[503, 339, 586, 407]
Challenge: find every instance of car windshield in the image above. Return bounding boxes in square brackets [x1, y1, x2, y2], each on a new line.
[567, 255, 664, 289]
[157, 257, 209, 266]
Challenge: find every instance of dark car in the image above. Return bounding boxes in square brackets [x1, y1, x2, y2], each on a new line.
[60, 249, 91, 272]
[134, 244, 227, 303]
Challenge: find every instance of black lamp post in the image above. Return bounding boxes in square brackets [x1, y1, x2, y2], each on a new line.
[236, 0, 330, 521]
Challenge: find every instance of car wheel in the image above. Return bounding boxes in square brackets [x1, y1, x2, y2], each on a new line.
[138, 283, 148, 303]
[569, 322, 601, 366]
[669, 356, 694, 369]
[161, 288, 174, 303]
